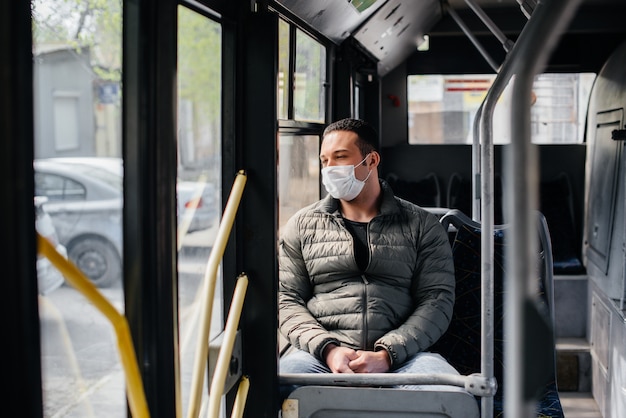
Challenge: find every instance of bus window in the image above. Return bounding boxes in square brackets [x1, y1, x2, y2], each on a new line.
[278, 135, 320, 232]
[294, 29, 326, 122]
[407, 73, 595, 144]
[177, 5, 223, 415]
[278, 19, 290, 120]
[33, 0, 125, 415]
[277, 18, 327, 232]
[277, 18, 327, 123]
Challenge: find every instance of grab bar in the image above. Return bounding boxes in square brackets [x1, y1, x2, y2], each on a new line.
[504, 1, 582, 416]
[445, 3, 499, 72]
[279, 373, 495, 397]
[207, 273, 249, 418]
[187, 170, 247, 418]
[230, 376, 250, 418]
[37, 233, 149, 418]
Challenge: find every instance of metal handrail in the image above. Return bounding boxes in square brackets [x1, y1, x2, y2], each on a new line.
[187, 170, 247, 418]
[445, 3, 500, 72]
[279, 372, 496, 398]
[230, 376, 250, 418]
[464, 0, 515, 52]
[505, 1, 582, 416]
[37, 233, 150, 418]
[472, 103, 483, 222]
[468, 1, 579, 416]
[207, 274, 249, 418]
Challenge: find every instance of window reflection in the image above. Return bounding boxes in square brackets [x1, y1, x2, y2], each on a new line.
[278, 135, 320, 232]
[33, 0, 125, 415]
[278, 19, 290, 120]
[294, 30, 326, 122]
[407, 73, 596, 144]
[177, 6, 223, 416]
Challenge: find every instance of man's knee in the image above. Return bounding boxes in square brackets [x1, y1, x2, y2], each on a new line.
[396, 352, 460, 375]
[280, 349, 330, 373]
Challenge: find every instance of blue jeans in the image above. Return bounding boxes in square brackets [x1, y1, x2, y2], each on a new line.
[279, 349, 465, 400]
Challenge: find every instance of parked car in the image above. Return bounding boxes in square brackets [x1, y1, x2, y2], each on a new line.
[177, 180, 219, 233]
[34, 158, 123, 288]
[67, 157, 218, 233]
[35, 196, 67, 295]
[34, 157, 218, 287]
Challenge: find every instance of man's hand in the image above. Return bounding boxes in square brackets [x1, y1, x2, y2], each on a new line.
[323, 344, 358, 373]
[324, 344, 391, 373]
[349, 350, 391, 373]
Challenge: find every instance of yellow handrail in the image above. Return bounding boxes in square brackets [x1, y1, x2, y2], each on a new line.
[187, 170, 247, 418]
[207, 274, 249, 418]
[37, 233, 150, 418]
[230, 376, 250, 418]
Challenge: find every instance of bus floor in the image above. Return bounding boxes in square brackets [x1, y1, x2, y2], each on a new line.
[559, 392, 602, 418]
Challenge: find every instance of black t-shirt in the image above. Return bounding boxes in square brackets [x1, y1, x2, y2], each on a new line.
[343, 218, 369, 271]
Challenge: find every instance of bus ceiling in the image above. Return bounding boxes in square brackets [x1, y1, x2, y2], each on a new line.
[274, 0, 626, 77]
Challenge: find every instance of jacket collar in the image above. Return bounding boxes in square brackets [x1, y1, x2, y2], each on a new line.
[317, 179, 400, 217]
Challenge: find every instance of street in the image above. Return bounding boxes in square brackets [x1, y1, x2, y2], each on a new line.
[39, 225, 222, 417]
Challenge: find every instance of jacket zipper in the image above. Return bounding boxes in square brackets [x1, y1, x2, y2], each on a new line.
[339, 215, 371, 350]
[361, 274, 369, 350]
[361, 223, 371, 350]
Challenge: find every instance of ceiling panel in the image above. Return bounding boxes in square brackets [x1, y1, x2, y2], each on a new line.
[276, 0, 387, 44]
[274, 0, 626, 77]
[352, 0, 442, 75]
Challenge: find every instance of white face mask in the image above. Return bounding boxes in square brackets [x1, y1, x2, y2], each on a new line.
[321, 154, 372, 201]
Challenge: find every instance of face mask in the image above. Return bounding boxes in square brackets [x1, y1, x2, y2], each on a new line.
[321, 154, 372, 201]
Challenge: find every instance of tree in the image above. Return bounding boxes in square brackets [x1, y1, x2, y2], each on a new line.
[32, 0, 122, 82]
[177, 6, 222, 170]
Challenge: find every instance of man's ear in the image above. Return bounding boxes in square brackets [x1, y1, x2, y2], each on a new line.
[370, 151, 381, 167]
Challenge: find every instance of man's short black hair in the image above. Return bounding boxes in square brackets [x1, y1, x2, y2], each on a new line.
[323, 118, 379, 156]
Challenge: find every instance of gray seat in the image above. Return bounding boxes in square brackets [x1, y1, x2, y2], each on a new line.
[431, 209, 563, 417]
[282, 386, 479, 418]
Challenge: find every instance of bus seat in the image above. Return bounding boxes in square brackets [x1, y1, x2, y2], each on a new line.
[446, 172, 470, 215]
[431, 209, 564, 418]
[282, 386, 479, 418]
[386, 172, 442, 207]
[446, 173, 504, 224]
[539, 172, 584, 274]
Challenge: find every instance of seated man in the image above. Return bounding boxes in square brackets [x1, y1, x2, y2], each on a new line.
[278, 118, 461, 398]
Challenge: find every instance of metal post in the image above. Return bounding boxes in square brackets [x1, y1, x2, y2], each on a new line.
[472, 104, 482, 222]
[464, 0, 515, 52]
[505, 1, 582, 417]
[445, 3, 500, 72]
[477, 1, 582, 415]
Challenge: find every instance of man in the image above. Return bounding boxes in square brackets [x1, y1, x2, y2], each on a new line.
[278, 118, 458, 387]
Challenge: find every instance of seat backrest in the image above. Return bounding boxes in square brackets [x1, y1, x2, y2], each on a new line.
[386, 172, 442, 207]
[446, 172, 470, 215]
[430, 209, 563, 417]
[446, 173, 504, 224]
[540, 172, 585, 274]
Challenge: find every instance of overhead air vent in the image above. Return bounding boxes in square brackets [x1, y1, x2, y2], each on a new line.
[353, 0, 441, 76]
[276, 0, 386, 44]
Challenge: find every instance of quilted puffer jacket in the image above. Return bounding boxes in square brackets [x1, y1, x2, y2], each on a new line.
[278, 180, 455, 367]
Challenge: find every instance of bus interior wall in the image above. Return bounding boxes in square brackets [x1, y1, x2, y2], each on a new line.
[379, 62, 587, 274]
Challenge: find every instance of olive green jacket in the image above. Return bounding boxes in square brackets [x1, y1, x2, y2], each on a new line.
[278, 180, 455, 367]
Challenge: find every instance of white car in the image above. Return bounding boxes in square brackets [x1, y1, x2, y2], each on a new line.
[48, 157, 218, 233]
[35, 196, 66, 295]
[35, 158, 123, 288]
[34, 157, 218, 287]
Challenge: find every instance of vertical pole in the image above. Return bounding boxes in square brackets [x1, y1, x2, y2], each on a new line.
[505, 1, 582, 416]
